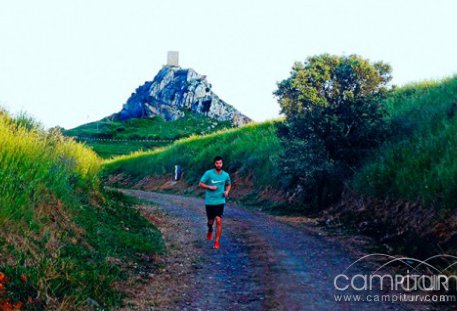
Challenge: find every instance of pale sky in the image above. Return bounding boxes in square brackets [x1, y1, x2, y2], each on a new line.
[0, 0, 456, 129]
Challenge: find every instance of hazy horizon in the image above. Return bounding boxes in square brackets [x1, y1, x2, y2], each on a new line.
[1, 0, 456, 129]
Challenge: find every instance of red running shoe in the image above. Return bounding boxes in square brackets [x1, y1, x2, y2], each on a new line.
[206, 231, 213, 240]
[213, 241, 220, 249]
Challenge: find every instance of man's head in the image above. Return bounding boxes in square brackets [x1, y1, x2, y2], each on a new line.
[213, 156, 223, 171]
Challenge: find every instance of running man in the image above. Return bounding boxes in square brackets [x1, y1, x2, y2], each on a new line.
[199, 156, 231, 249]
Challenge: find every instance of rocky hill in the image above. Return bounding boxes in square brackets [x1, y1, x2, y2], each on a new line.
[107, 65, 252, 126]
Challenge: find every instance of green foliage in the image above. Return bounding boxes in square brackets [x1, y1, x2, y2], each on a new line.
[354, 76, 457, 210]
[274, 54, 392, 208]
[13, 111, 45, 133]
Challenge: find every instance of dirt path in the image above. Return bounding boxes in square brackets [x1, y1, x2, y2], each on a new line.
[117, 189, 414, 311]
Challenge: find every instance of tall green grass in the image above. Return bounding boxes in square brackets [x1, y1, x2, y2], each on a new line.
[0, 110, 164, 309]
[353, 76, 457, 209]
[0, 112, 100, 221]
[103, 120, 284, 191]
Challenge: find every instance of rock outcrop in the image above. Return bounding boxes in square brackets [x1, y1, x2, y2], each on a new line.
[109, 65, 252, 126]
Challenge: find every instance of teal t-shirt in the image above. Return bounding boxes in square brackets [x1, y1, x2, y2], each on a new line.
[199, 169, 231, 205]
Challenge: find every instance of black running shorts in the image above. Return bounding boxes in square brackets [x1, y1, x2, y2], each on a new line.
[205, 204, 224, 220]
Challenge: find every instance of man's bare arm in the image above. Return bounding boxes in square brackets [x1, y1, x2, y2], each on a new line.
[224, 184, 231, 197]
[199, 182, 216, 190]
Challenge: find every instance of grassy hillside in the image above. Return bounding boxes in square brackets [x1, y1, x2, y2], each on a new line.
[0, 110, 164, 310]
[102, 120, 286, 207]
[101, 75, 457, 255]
[316, 76, 457, 255]
[64, 112, 234, 158]
[353, 76, 457, 210]
[102, 76, 457, 214]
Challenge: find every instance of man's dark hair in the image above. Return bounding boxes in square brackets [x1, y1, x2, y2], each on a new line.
[214, 156, 223, 163]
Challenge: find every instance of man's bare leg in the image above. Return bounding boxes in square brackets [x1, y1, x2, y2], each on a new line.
[207, 218, 214, 240]
[214, 216, 222, 248]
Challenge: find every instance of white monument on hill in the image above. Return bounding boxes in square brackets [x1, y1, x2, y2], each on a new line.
[167, 51, 179, 66]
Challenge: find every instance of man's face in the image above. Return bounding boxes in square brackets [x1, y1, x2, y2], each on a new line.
[214, 160, 223, 171]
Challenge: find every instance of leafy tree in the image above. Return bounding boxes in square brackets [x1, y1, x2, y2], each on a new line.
[274, 54, 392, 209]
